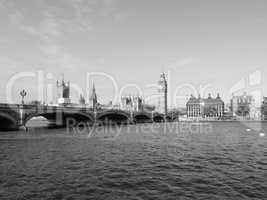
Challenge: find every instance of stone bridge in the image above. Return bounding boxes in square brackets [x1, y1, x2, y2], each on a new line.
[0, 104, 165, 131]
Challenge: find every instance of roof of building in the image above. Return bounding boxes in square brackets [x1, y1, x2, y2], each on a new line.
[186, 94, 224, 105]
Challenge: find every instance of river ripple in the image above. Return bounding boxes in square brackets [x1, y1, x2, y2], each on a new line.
[0, 122, 266, 200]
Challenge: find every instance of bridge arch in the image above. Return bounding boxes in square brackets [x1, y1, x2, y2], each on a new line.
[97, 110, 130, 124]
[24, 111, 94, 127]
[153, 113, 165, 122]
[0, 112, 18, 130]
[133, 112, 152, 123]
[63, 111, 94, 125]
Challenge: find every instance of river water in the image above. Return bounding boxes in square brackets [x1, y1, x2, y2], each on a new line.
[0, 122, 266, 200]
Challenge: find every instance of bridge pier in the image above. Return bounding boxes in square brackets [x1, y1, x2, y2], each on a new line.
[17, 105, 27, 130]
[130, 111, 134, 124]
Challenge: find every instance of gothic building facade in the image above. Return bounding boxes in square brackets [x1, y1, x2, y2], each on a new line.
[56, 75, 71, 106]
[230, 93, 257, 119]
[121, 96, 144, 112]
[157, 73, 168, 116]
[89, 84, 98, 110]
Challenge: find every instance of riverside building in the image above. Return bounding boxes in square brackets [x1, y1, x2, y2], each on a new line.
[230, 93, 257, 120]
[89, 83, 98, 111]
[120, 96, 144, 112]
[261, 97, 267, 120]
[186, 94, 224, 120]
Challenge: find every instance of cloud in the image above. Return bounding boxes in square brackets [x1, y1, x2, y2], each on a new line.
[20, 7, 65, 41]
[68, 0, 96, 31]
[18, 9, 70, 68]
[69, 0, 127, 25]
[12, 4, 85, 70]
[0, 0, 24, 26]
[1, 0, 126, 71]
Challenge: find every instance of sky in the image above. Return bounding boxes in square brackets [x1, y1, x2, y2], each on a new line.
[0, 0, 267, 107]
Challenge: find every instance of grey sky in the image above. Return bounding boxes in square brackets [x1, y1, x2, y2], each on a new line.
[0, 0, 267, 107]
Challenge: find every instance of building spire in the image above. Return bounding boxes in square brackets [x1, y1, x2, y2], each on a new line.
[208, 93, 212, 99]
[90, 81, 98, 110]
[92, 81, 95, 92]
[158, 72, 168, 119]
[56, 74, 71, 105]
[61, 73, 65, 85]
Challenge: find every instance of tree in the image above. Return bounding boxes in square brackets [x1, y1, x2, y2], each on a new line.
[236, 105, 250, 117]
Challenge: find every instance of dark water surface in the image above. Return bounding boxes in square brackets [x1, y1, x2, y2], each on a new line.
[0, 122, 266, 200]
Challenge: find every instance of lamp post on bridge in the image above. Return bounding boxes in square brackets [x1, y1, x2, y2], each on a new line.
[20, 89, 27, 105]
[18, 89, 28, 131]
